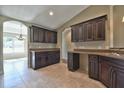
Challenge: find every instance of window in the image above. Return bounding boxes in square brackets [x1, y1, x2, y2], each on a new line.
[3, 35, 26, 54]
[3, 21, 27, 54]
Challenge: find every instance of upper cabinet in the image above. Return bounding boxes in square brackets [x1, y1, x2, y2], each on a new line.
[94, 17, 106, 40]
[30, 26, 57, 43]
[45, 31, 57, 43]
[84, 21, 94, 41]
[71, 25, 79, 42]
[71, 15, 107, 42]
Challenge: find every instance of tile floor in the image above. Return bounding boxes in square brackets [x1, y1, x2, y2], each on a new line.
[0, 58, 105, 88]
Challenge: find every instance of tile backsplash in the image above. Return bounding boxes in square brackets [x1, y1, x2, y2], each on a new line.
[29, 43, 57, 49]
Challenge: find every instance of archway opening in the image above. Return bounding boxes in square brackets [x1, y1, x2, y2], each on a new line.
[3, 21, 28, 74]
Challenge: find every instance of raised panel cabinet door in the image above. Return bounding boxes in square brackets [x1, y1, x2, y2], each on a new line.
[99, 58, 112, 87]
[52, 32, 57, 43]
[78, 24, 85, 42]
[88, 55, 99, 80]
[45, 31, 52, 43]
[33, 27, 39, 42]
[38, 28, 45, 43]
[35, 53, 47, 69]
[47, 51, 60, 65]
[52, 51, 60, 64]
[68, 53, 79, 71]
[47, 51, 55, 65]
[84, 22, 94, 41]
[94, 18, 105, 40]
[111, 68, 124, 88]
[71, 25, 79, 42]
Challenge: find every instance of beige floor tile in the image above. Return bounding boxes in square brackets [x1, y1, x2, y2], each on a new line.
[0, 58, 105, 88]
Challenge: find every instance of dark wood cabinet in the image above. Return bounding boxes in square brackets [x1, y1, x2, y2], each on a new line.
[88, 55, 99, 80]
[84, 22, 94, 41]
[71, 15, 106, 42]
[47, 51, 60, 65]
[111, 68, 124, 88]
[51, 32, 57, 43]
[30, 26, 57, 43]
[88, 54, 124, 88]
[71, 25, 79, 42]
[35, 52, 47, 68]
[38, 29, 45, 42]
[68, 52, 79, 71]
[33, 27, 39, 42]
[99, 57, 112, 87]
[45, 31, 52, 43]
[31, 50, 60, 70]
[79, 24, 85, 42]
[45, 31, 57, 43]
[94, 18, 105, 40]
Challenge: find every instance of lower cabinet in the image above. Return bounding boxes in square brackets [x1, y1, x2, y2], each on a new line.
[31, 51, 60, 70]
[68, 52, 79, 71]
[89, 55, 124, 88]
[111, 68, 124, 88]
[88, 55, 99, 80]
[47, 51, 60, 65]
[35, 52, 47, 68]
[99, 57, 112, 87]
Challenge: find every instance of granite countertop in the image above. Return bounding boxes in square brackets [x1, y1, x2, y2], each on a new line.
[69, 49, 124, 60]
[29, 48, 60, 52]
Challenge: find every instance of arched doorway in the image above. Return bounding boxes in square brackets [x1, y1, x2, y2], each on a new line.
[3, 21, 28, 74]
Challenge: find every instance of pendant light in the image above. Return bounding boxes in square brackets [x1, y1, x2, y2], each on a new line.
[17, 24, 24, 40]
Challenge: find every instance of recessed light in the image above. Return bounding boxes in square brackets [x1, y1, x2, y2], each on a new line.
[49, 11, 54, 16]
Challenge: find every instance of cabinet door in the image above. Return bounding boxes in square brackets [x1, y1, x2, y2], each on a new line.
[47, 51, 60, 65]
[111, 68, 124, 88]
[54, 51, 60, 63]
[71, 25, 79, 42]
[88, 55, 99, 80]
[47, 52, 55, 65]
[33, 27, 39, 42]
[94, 18, 105, 40]
[45, 31, 52, 43]
[38, 28, 45, 43]
[51, 32, 57, 43]
[84, 22, 94, 41]
[79, 24, 85, 42]
[35, 53, 47, 69]
[68, 53, 79, 71]
[99, 58, 112, 87]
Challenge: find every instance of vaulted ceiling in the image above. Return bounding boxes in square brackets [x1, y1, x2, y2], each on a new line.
[0, 5, 89, 29]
